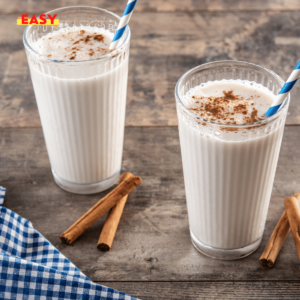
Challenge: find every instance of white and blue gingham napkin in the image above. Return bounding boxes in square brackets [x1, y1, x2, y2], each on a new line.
[0, 187, 137, 300]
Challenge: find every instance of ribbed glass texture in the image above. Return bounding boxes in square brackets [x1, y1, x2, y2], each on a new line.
[23, 7, 130, 192]
[175, 61, 290, 251]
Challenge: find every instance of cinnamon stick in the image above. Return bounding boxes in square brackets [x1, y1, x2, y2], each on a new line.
[60, 172, 142, 245]
[285, 195, 300, 259]
[97, 173, 131, 251]
[260, 193, 300, 267]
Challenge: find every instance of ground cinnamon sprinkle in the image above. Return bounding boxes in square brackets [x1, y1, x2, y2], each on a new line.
[223, 90, 239, 101]
[189, 90, 263, 125]
[89, 49, 95, 57]
[84, 36, 91, 43]
[242, 108, 261, 124]
[73, 39, 82, 45]
[62, 32, 110, 60]
[94, 34, 104, 43]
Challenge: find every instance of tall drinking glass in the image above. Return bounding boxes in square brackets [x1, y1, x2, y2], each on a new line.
[23, 6, 130, 194]
[175, 61, 290, 259]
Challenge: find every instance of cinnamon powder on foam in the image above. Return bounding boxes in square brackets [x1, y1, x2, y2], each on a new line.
[36, 27, 114, 61]
[188, 90, 264, 125]
[66, 30, 111, 60]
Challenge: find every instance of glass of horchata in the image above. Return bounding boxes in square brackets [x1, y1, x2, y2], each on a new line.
[175, 61, 289, 259]
[23, 6, 130, 194]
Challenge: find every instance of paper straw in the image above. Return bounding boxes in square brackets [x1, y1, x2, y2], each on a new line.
[266, 61, 300, 117]
[109, 0, 137, 50]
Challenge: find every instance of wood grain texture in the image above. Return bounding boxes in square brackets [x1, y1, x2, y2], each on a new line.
[1, 0, 300, 14]
[97, 282, 300, 299]
[1, 12, 300, 127]
[1, 126, 300, 281]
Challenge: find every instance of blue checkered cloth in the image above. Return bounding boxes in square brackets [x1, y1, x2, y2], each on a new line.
[0, 187, 137, 300]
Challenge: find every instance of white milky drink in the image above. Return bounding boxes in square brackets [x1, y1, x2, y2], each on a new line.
[30, 27, 128, 186]
[24, 7, 131, 194]
[176, 62, 290, 260]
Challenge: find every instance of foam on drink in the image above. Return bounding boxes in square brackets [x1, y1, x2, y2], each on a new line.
[183, 80, 275, 125]
[32, 27, 114, 60]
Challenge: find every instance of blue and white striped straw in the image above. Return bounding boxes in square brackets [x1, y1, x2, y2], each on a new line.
[109, 0, 137, 50]
[266, 61, 300, 117]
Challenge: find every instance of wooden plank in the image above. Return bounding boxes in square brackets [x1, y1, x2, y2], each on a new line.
[1, 0, 300, 14]
[1, 12, 300, 128]
[97, 282, 300, 299]
[1, 126, 300, 281]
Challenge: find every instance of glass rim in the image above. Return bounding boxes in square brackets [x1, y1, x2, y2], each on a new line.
[23, 5, 131, 64]
[175, 60, 290, 128]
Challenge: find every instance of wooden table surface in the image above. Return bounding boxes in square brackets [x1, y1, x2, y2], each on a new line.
[1, 1, 300, 299]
